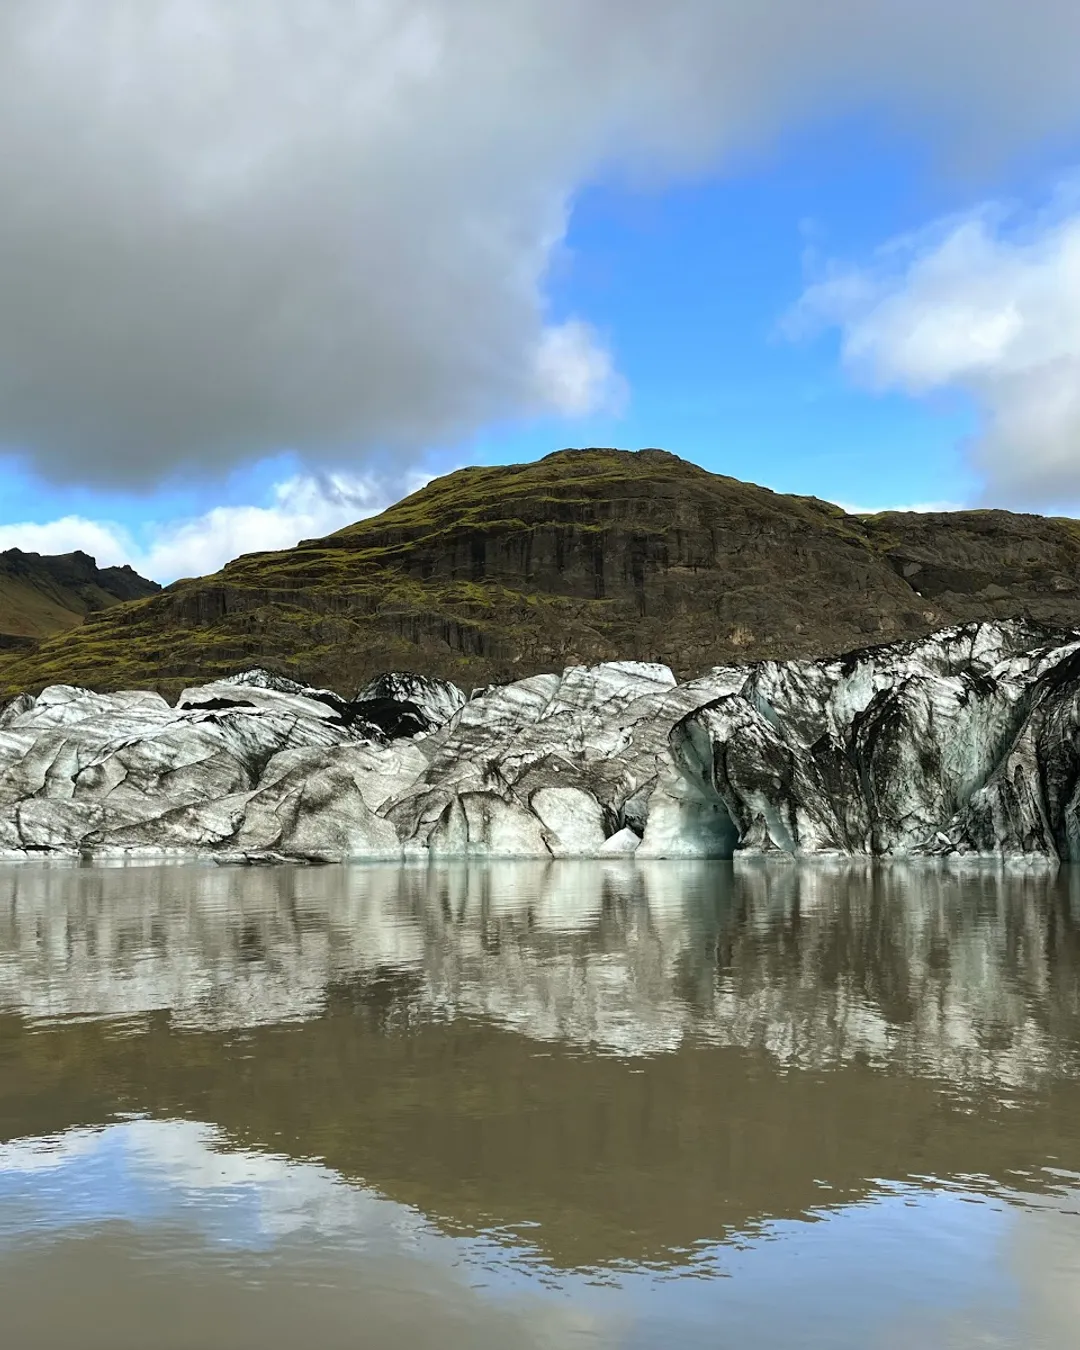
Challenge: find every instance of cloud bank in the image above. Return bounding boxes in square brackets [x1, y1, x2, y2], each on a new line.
[0, 471, 427, 581]
[4, 1, 1080, 487]
[792, 193, 1080, 506]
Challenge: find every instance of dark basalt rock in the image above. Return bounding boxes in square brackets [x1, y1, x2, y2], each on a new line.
[343, 697, 431, 740]
[178, 697, 258, 713]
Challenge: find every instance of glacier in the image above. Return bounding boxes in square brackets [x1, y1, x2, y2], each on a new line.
[4, 618, 1080, 863]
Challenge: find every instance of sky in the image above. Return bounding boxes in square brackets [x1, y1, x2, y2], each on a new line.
[2, 2, 1080, 581]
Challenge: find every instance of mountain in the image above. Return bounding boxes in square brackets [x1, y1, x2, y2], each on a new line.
[0, 548, 160, 653]
[3, 446, 1080, 697]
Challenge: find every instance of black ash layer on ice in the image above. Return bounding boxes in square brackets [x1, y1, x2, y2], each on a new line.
[3, 620, 1080, 863]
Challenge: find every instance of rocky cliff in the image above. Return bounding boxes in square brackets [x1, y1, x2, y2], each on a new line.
[4, 447, 1080, 697]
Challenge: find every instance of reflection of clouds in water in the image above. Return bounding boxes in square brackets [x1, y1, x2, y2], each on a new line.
[1, 860, 1079, 1086]
[870, 1178, 1080, 1350]
[121, 1119, 404, 1246]
[0, 1127, 104, 1175]
[0, 1120, 407, 1251]
[1004, 1188, 1080, 1350]
[4, 1119, 1075, 1350]
[0, 1122, 617, 1350]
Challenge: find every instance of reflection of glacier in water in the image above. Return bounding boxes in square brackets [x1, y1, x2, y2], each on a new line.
[2, 859, 1079, 1087]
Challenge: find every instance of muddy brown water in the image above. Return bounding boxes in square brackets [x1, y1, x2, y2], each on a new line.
[1, 859, 1080, 1348]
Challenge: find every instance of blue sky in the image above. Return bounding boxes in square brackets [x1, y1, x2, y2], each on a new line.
[2, 4, 1080, 580]
[468, 114, 990, 507]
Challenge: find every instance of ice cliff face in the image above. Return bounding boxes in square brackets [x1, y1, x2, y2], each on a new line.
[4, 618, 1080, 862]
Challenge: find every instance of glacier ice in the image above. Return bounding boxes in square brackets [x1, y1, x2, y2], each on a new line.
[5, 619, 1080, 862]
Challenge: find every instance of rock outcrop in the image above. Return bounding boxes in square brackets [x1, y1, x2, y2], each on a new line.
[5, 618, 1080, 862]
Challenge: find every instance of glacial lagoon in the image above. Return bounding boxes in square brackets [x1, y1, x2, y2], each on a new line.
[2, 859, 1080, 1348]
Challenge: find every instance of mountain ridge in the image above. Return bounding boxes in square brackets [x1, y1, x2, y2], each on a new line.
[0, 547, 160, 652]
[3, 446, 1080, 697]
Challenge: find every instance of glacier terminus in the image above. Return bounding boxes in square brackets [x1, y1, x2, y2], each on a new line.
[3, 619, 1080, 864]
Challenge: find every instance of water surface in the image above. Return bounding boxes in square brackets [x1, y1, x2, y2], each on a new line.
[2, 860, 1080, 1348]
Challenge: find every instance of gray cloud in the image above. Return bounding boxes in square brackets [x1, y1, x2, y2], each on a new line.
[3, 1, 1080, 486]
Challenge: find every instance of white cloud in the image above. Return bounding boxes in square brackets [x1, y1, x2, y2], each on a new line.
[532, 320, 624, 418]
[138, 472, 412, 580]
[834, 500, 965, 515]
[0, 471, 429, 582]
[0, 515, 136, 566]
[790, 198, 1080, 506]
[4, 3, 1080, 485]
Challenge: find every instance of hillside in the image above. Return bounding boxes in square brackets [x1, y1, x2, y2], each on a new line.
[3, 447, 1080, 697]
[0, 548, 160, 653]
